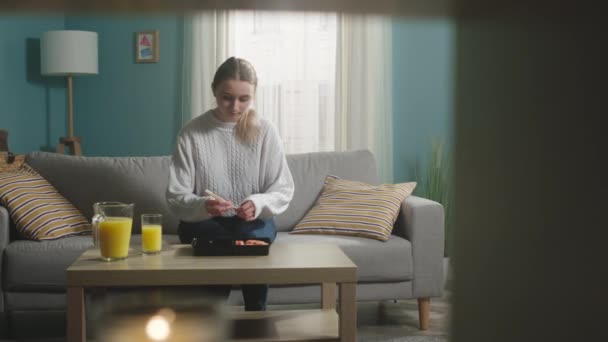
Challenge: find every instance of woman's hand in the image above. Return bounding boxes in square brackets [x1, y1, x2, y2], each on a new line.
[205, 198, 234, 217]
[236, 200, 256, 221]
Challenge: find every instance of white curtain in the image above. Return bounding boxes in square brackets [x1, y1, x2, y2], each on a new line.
[336, 14, 393, 183]
[182, 11, 393, 182]
[182, 11, 234, 124]
[231, 11, 338, 154]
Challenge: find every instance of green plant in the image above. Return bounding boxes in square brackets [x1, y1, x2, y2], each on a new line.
[413, 140, 453, 256]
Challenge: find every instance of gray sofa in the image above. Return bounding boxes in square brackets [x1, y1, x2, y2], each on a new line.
[0, 150, 444, 339]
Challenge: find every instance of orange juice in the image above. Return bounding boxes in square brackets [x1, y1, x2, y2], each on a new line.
[99, 217, 133, 260]
[142, 224, 162, 253]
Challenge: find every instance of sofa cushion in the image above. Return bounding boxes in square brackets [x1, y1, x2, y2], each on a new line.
[26, 152, 179, 235]
[275, 232, 413, 282]
[0, 164, 91, 240]
[290, 175, 416, 241]
[3, 236, 93, 291]
[277, 150, 380, 232]
[26, 150, 380, 235]
[4, 233, 408, 291]
[4, 234, 182, 292]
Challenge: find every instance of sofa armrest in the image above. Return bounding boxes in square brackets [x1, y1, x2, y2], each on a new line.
[0, 205, 8, 249]
[0, 205, 9, 314]
[393, 195, 444, 298]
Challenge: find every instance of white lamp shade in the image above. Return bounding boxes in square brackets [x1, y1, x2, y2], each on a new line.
[41, 30, 98, 76]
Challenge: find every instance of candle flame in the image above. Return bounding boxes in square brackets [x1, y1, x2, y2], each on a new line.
[145, 314, 170, 341]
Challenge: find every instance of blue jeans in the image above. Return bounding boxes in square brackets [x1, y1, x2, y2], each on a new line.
[178, 216, 276, 311]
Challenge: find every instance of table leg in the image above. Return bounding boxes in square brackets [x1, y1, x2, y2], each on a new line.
[67, 286, 86, 342]
[339, 282, 356, 342]
[321, 282, 336, 309]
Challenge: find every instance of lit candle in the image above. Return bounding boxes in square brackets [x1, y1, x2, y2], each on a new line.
[146, 314, 171, 341]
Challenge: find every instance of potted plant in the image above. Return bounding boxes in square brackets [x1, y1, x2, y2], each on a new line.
[414, 139, 453, 256]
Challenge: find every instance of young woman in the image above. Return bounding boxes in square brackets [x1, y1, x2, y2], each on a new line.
[166, 57, 294, 311]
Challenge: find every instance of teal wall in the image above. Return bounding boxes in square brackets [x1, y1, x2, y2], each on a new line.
[2, 15, 454, 171]
[0, 14, 181, 156]
[0, 15, 67, 154]
[392, 19, 455, 183]
[65, 15, 182, 156]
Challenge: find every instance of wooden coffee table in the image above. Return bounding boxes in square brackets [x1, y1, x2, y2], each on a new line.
[66, 243, 358, 342]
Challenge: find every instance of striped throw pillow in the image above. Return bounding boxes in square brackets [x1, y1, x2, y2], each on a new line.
[0, 164, 91, 240]
[290, 175, 416, 241]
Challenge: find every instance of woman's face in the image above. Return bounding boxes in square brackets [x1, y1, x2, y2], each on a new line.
[213, 80, 255, 122]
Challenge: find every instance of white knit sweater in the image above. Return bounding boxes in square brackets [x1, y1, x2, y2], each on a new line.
[166, 110, 295, 222]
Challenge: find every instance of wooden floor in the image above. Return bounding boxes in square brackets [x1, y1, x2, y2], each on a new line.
[357, 260, 451, 340]
[1, 294, 450, 342]
[3, 260, 452, 342]
[265, 291, 450, 341]
[269, 258, 452, 341]
[357, 294, 450, 340]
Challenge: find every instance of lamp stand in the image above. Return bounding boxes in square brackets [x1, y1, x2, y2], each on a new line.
[57, 137, 82, 155]
[57, 75, 82, 156]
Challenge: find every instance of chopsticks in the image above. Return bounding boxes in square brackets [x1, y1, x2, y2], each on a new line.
[204, 190, 236, 209]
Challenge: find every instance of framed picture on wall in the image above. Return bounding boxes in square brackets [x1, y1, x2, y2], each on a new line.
[135, 30, 159, 63]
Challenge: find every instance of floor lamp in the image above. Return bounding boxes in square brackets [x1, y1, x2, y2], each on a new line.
[41, 30, 98, 156]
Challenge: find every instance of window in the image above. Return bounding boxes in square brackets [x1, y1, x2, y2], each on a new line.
[231, 11, 338, 154]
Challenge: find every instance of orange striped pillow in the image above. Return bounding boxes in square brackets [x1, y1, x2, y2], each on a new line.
[0, 164, 91, 240]
[290, 175, 416, 241]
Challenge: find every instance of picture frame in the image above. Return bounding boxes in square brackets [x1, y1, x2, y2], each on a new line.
[135, 30, 159, 63]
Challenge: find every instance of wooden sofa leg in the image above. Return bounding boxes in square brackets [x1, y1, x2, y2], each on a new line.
[417, 297, 430, 330]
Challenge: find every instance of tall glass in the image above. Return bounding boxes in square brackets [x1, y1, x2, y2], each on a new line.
[92, 202, 134, 261]
[141, 214, 163, 254]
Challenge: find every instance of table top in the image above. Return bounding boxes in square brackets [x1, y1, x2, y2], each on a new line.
[66, 242, 357, 287]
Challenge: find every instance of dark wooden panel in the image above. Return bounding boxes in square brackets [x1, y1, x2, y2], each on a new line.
[0, 0, 450, 16]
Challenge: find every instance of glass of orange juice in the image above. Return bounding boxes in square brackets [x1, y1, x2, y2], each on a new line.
[92, 203, 134, 261]
[141, 213, 162, 254]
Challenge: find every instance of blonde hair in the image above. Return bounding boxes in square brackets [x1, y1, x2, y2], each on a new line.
[212, 57, 259, 144]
